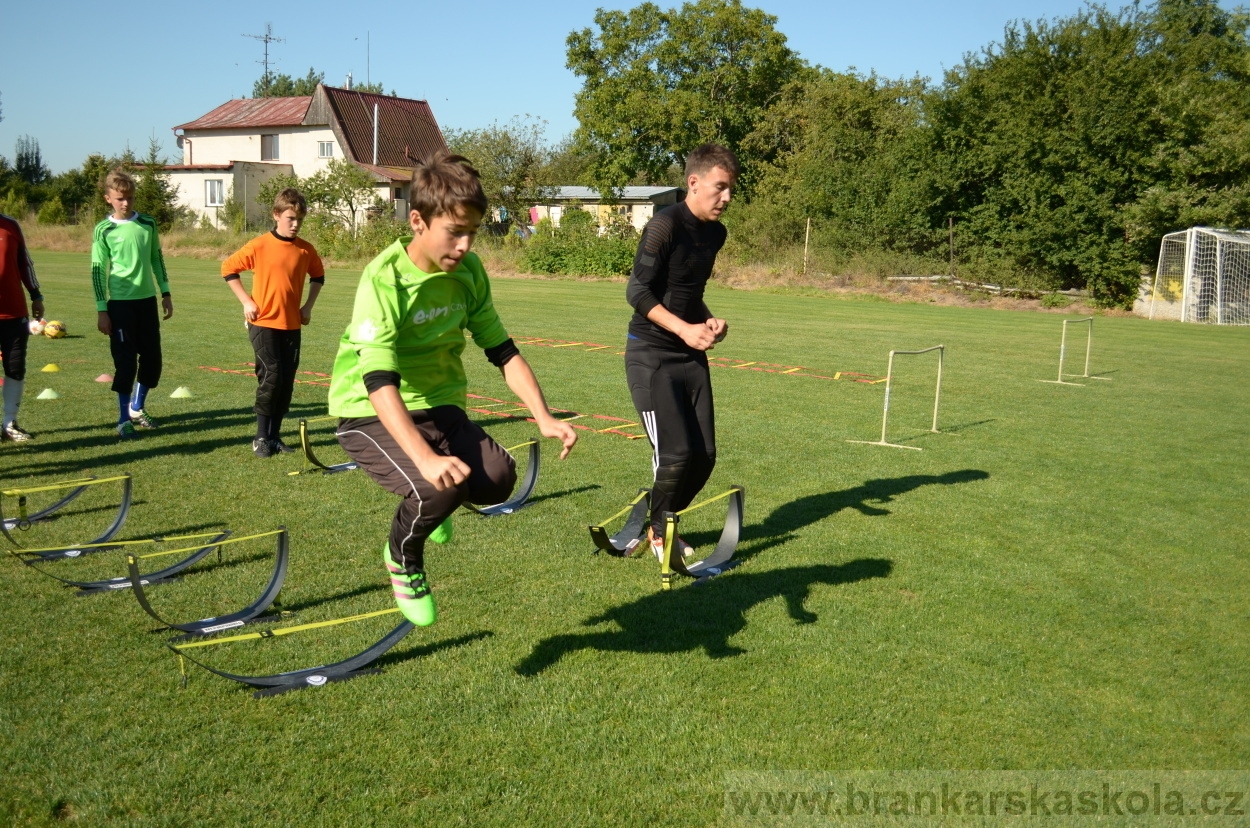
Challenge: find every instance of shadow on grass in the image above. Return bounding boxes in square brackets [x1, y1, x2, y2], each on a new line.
[683, 469, 990, 560]
[374, 630, 494, 670]
[278, 582, 389, 614]
[939, 419, 997, 434]
[519, 484, 601, 508]
[28, 403, 326, 438]
[515, 559, 891, 675]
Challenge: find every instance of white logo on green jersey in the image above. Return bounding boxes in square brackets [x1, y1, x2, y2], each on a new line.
[357, 319, 379, 342]
[413, 303, 465, 325]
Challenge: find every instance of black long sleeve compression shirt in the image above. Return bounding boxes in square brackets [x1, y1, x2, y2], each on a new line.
[625, 201, 727, 351]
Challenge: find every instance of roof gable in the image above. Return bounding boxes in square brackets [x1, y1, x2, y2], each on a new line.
[175, 97, 312, 131]
[308, 85, 446, 167]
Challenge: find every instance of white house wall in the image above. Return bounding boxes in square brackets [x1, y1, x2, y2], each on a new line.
[180, 127, 341, 177]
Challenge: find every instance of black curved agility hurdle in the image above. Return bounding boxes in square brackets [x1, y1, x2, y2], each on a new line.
[0, 474, 133, 557]
[169, 608, 415, 698]
[9, 531, 232, 596]
[127, 529, 290, 639]
[660, 485, 745, 589]
[588, 489, 651, 556]
[462, 441, 540, 517]
[288, 417, 358, 476]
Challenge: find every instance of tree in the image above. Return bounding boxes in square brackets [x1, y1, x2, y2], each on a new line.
[258, 159, 377, 234]
[15, 136, 49, 187]
[48, 153, 112, 223]
[566, 0, 806, 193]
[445, 116, 556, 235]
[742, 70, 935, 253]
[254, 67, 325, 97]
[118, 139, 186, 230]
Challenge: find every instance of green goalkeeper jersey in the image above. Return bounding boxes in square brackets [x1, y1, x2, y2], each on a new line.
[91, 213, 170, 311]
[328, 240, 509, 418]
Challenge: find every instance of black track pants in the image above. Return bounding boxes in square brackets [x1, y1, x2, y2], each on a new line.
[248, 325, 301, 418]
[0, 317, 29, 381]
[107, 297, 161, 394]
[624, 340, 716, 535]
[337, 406, 517, 574]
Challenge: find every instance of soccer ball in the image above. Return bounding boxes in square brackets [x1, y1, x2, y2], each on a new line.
[28, 318, 46, 336]
[44, 320, 67, 339]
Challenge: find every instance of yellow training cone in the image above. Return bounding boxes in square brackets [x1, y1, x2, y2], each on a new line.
[170, 386, 194, 399]
[37, 388, 61, 400]
[41, 364, 60, 373]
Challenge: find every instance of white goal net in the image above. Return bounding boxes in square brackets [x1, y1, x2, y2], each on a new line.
[1149, 227, 1250, 325]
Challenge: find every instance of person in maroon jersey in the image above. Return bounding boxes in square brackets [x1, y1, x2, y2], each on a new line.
[0, 213, 44, 442]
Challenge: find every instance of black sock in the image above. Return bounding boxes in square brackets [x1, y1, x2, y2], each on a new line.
[256, 414, 271, 440]
[269, 416, 283, 441]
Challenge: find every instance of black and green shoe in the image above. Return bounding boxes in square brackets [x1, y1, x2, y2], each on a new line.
[383, 543, 436, 626]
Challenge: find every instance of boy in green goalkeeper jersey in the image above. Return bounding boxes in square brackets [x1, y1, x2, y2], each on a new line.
[328, 153, 577, 626]
[91, 169, 173, 438]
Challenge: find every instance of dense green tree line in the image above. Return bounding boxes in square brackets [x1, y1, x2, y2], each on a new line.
[568, 0, 1250, 304]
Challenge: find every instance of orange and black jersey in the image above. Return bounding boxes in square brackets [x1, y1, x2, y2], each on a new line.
[0, 213, 40, 320]
[625, 201, 727, 351]
[221, 231, 324, 331]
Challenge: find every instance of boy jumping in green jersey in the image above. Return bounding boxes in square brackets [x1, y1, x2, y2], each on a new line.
[328, 153, 577, 626]
[92, 169, 173, 438]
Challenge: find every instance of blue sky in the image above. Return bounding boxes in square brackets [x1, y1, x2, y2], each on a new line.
[0, 0, 1236, 173]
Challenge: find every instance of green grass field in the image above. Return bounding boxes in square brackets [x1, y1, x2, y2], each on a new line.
[2, 251, 1248, 826]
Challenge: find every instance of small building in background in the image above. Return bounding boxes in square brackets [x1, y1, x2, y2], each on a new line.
[169, 84, 446, 228]
[530, 186, 683, 232]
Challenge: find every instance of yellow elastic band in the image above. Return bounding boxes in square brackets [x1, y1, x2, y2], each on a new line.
[304, 415, 337, 425]
[593, 490, 649, 527]
[135, 529, 283, 561]
[2, 475, 129, 497]
[173, 607, 400, 650]
[680, 490, 735, 515]
[505, 441, 538, 453]
[13, 531, 227, 556]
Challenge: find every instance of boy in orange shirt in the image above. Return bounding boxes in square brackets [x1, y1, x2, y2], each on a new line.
[221, 188, 325, 457]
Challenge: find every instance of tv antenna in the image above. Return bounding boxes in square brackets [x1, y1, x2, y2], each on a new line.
[243, 23, 285, 93]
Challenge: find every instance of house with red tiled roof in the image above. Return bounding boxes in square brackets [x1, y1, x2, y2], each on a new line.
[168, 84, 447, 227]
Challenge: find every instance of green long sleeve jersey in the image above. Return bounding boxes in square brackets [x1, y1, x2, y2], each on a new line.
[91, 213, 170, 310]
[328, 240, 510, 418]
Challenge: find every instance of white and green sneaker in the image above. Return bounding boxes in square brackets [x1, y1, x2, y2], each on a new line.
[383, 543, 436, 626]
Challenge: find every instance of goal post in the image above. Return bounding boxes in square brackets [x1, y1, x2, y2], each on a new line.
[1150, 227, 1250, 325]
[847, 345, 944, 451]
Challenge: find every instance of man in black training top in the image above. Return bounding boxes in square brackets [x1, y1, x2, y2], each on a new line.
[625, 143, 738, 560]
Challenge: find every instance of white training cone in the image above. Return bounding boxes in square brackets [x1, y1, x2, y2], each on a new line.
[37, 388, 61, 400]
[95, 373, 113, 383]
[41, 364, 60, 373]
[170, 386, 194, 399]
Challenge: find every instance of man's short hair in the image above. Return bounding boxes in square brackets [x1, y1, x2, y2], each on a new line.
[103, 168, 135, 196]
[272, 188, 307, 216]
[410, 152, 488, 222]
[685, 144, 740, 180]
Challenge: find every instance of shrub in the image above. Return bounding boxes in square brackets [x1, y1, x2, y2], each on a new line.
[36, 196, 67, 225]
[519, 210, 637, 277]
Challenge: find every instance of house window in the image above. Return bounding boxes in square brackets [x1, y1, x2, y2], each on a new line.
[261, 134, 279, 161]
[394, 188, 402, 199]
[318, 141, 334, 158]
[206, 179, 225, 207]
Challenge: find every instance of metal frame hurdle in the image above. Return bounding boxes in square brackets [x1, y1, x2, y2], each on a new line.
[1039, 317, 1111, 386]
[847, 345, 945, 451]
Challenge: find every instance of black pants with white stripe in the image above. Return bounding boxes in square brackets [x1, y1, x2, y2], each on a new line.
[337, 406, 516, 574]
[624, 340, 717, 536]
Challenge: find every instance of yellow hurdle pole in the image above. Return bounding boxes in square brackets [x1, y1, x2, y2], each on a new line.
[1057, 320, 1069, 382]
[932, 345, 944, 433]
[661, 513, 676, 592]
